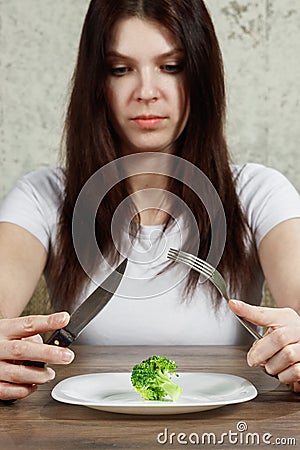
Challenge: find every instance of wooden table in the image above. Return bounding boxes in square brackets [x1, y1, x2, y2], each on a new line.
[0, 345, 299, 449]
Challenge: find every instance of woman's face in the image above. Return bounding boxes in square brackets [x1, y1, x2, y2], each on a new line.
[105, 17, 189, 154]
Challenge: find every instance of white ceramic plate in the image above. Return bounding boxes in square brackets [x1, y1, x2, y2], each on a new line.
[51, 372, 257, 415]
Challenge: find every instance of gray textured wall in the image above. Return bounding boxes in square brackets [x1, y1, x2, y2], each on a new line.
[1, 0, 299, 201]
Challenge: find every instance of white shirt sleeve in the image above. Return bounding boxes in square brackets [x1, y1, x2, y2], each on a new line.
[0, 168, 62, 252]
[235, 163, 300, 247]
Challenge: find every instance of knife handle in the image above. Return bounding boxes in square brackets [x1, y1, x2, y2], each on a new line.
[45, 328, 74, 347]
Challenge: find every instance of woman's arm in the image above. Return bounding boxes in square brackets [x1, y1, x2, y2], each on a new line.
[0, 222, 47, 317]
[258, 217, 300, 312]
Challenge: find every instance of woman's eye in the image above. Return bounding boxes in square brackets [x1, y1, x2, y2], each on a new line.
[110, 67, 130, 76]
[161, 64, 184, 74]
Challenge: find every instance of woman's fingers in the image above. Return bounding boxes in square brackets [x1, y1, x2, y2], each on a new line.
[0, 312, 75, 365]
[228, 300, 300, 389]
[0, 338, 75, 365]
[0, 312, 70, 340]
[289, 382, 300, 393]
[247, 327, 300, 368]
[0, 338, 74, 400]
[273, 363, 300, 385]
[263, 342, 300, 376]
[0, 312, 76, 401]
[228, 300, 299, 328]
[0, 382, 38, 401]
[0, 361, 56, 385]
[22, 334, 43, 344]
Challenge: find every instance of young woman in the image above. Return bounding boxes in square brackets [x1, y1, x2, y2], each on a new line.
[0, 0, 300, 401]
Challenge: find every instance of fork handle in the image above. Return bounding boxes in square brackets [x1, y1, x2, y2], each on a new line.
[235, 315, 263, 340]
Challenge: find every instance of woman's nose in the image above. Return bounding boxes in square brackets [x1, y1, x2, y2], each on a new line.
[135, 70, 160, 103]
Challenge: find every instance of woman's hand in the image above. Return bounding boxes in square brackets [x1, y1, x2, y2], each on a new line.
[0, 312, 75, 401]
[229, 300, 300, 393]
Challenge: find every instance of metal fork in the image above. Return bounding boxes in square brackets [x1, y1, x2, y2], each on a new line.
[167, 248, 262, 340]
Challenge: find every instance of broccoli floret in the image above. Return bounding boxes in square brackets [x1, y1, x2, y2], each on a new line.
[131, 355, 182, 402]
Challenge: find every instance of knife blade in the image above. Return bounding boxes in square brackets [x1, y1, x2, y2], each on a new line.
[25, 257, 128, 367]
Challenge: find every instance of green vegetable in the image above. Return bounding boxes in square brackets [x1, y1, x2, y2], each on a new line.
[131, 355, 182, 402]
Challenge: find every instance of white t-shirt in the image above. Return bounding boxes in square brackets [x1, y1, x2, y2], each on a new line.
[0, 163, 299, 345]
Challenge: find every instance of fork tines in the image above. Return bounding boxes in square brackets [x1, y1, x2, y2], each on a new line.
[167, 248, 214, 278]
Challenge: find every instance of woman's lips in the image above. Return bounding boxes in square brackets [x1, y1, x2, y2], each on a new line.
[132, 116, 166, 129]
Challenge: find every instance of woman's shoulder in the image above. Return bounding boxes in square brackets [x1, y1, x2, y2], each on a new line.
[7, 167, 66, 215]
[230, 162, 298, 195]
[13, 167, 65, 206]
[231, 162, 285, 181]
[0, 167, 66, 251]
[19, 167, 65, 192]
[231, 163, 300, 247]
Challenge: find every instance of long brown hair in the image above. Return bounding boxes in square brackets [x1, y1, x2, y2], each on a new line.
[50, 0, 258, 311]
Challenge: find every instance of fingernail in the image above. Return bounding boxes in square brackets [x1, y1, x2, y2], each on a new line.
[247, 355, 255, 367]
[229, 299, 243, 305]
[59, 312, 70, 323]
[48, 368, 56, 380]
[62, 349, 74, 363]
[51, 312, 69, 327]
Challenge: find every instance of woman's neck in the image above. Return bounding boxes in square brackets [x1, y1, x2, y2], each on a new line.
[123, 154, 172, 225]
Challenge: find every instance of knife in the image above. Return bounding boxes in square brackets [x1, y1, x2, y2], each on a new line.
[26, 257, 128, 367]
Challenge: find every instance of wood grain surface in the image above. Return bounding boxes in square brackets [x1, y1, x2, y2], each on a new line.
[0, 345, 299, 449]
